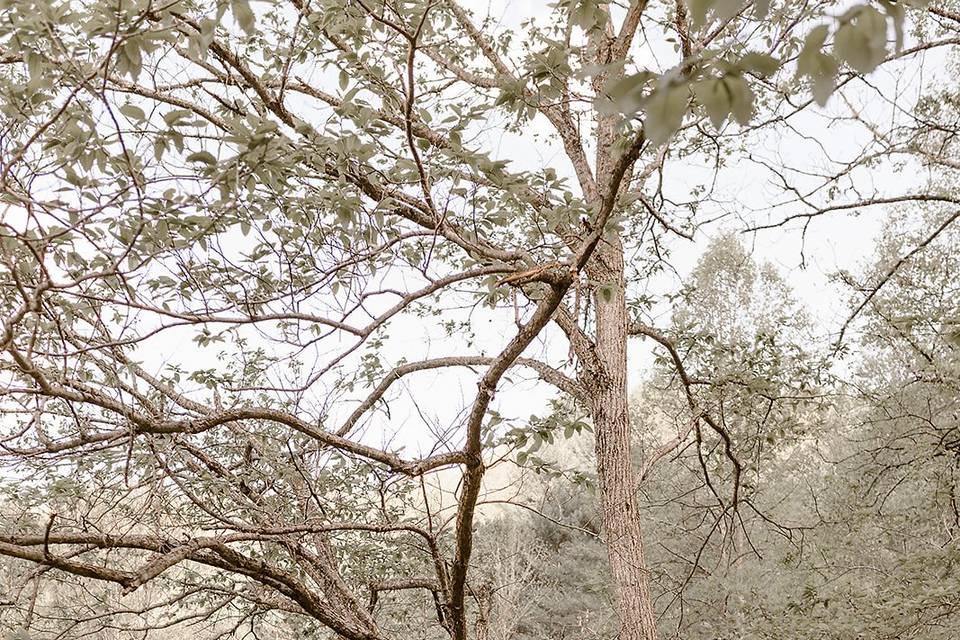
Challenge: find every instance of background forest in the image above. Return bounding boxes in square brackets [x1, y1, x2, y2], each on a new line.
[0, 1, 959, 639]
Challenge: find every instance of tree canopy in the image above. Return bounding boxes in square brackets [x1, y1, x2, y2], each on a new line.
[1, 1, 959, 639]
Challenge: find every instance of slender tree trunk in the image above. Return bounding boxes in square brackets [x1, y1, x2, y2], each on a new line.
[474, 584, 492, 640]
[586, 245, 659, 640]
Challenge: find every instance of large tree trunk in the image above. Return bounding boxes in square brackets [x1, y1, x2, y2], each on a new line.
[587, 246, 659, 640]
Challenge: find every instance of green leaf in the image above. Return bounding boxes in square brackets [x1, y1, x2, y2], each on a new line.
[692, 78, 730, 129]
[185, 150, 217, 164]
[687, 0, 742, 27]
[570, 0, 608, 31]
[726, 75, 755, 125]
[232, 0, 255, 35]
[153, 136, 168, 161]
[797, 25, 840, 106]
[946, 329, 960, 348]
[529, 434, 542, 453]
[739, 52, 781, 77]
[64, 166, 84, 187]
[642, 83, 689, 145]
[120, 40, 142, 80]
[693, 74, 755, 129]
[26, 50, 43, 82]
[802, 23, 831, 54]
[119, 104, 146, 122]
[163, 109, 192, 127]
[599, 71, 655, 116]
[713, 0, 743, 21]
[687, 0, 710, 26]
[833, 5, 888, 74]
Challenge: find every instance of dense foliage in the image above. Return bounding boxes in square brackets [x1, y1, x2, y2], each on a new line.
[1, 1, 959, 639]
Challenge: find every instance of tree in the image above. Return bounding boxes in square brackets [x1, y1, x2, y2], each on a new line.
[476, 221, 960, 640]
[623, 233, 821, 635]
[0, 1, 956, 640]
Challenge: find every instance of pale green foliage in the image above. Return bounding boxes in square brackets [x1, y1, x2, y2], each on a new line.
[604, 0, 933, 140]
[796, 25, 841, 105]
[499, 226, 960, 639]
[0, 0, 956, 638]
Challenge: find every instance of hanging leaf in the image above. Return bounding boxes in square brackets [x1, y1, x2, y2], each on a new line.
[232, 0, 255, 35]
[834, 5, 888, 74]
[738, 52, 781, 77]
[726, 75, 754, 125]
[598, 71, 655, 116]
[712, 0, 744, 22]
[572, 0, 609, 31]
[687, 0, 711, 26]
[119, 104, 146, 122]
[643, 83, 689, 145]
[687, 0, 743, 27]
[797, 25, 840, 106]
[692, 74, 755, 129]
[692, 78, 731, 129]
[185, 150, 217, 164]
[163, 109, 193, 127]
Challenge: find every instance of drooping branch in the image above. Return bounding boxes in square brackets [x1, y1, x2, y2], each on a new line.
[835, 209, 960, 346]
[629, 322, 743, 506]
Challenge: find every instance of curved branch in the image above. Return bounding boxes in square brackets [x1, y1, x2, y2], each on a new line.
[336, 355, 584, 437]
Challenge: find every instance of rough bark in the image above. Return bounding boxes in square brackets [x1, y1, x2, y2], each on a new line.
[586, 244, 659, 640]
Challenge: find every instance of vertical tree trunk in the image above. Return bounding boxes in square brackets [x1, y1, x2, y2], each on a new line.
[587, 246, 659, 640]
[474, 584, 492, 640]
